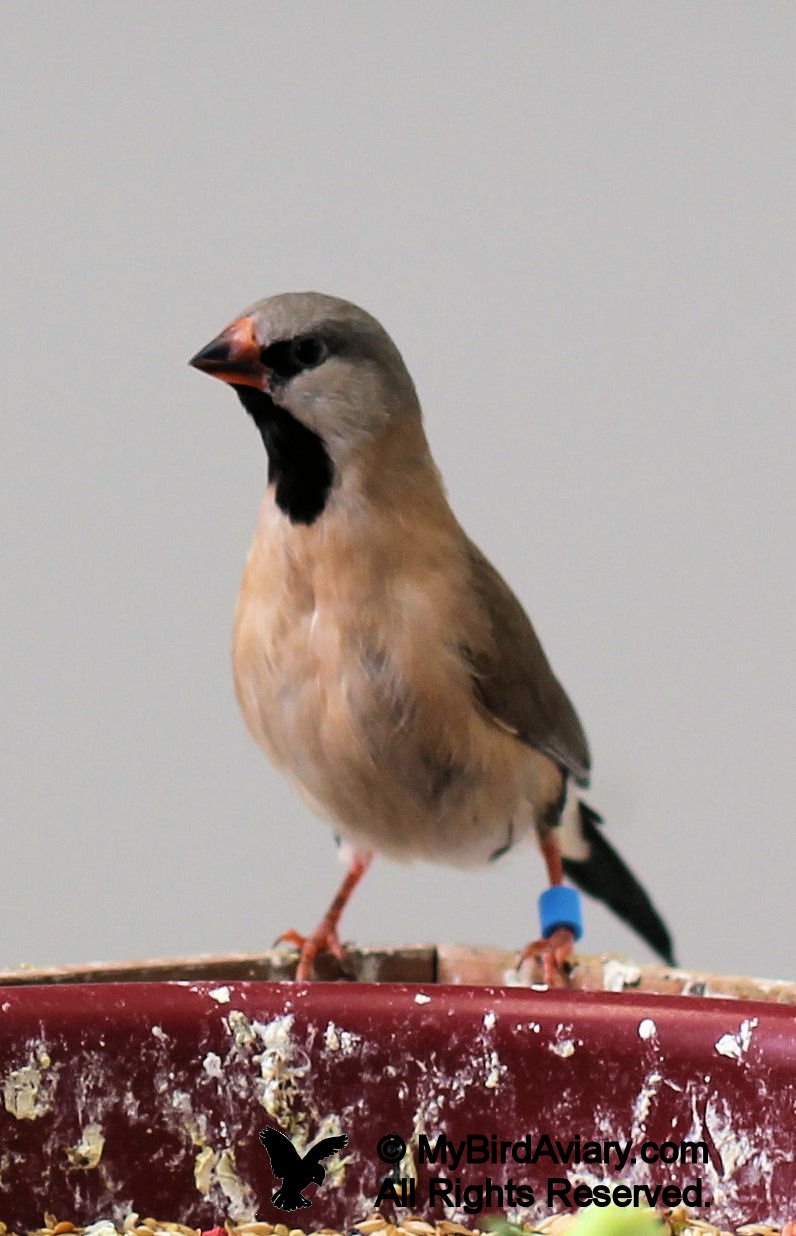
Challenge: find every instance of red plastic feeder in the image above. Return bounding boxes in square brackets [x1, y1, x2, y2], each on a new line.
[0, 948, 793, 1231]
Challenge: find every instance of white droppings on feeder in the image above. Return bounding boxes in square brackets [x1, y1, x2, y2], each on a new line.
[714, 1016, 758, 1060]
[697, 1091, 780, 1216]
[65, 1122, 105, 1169]
[215, 1145, 258, 1220]
[203, 1051, 223, 1078]
[150, 1025, 168, 1042]
[193, 1145, 216, 1194]
[414, 992, 431, 1004]
[168, 1087, 209, 1150]
[2, 1050, 56, 1121]
[638, 1017, 657, 1041]
[549, 1023, 579, 1057]
[234, 1012, 317, 1135]
[121, 1087, 141, 1124]
[324, 1022, 341, 1051]
[258, 1013, 299, 1052]
[705, 1095, 757, 1180]
[631, 1069, 662, 1136]
[209, 985, 232, 1004]
[227, 1008, 258, 1047]
[602, 958, 641, 992]
[409, 1024, 507, 1142]
[323, 1021, 360, 1054]
[484, 1049, 505, 1088]
[483, 1010, 497, 1030]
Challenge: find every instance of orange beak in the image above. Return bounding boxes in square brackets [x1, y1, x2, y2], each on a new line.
[188, 316, 263, 389]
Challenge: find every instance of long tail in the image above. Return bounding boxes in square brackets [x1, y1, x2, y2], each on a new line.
[562, 802, 677, 966]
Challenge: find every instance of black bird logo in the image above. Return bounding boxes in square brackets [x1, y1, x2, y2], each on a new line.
[259, 1125, 348, 1210]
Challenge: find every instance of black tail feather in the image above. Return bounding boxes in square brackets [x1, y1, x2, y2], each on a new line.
[562, 803, 677, 966]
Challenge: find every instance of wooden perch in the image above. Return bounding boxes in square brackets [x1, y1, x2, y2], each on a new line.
[0, 945, 793, 1002]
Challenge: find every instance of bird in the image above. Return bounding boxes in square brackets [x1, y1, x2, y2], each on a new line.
[189, 292, 676, 981]
[258, 1125, 347, 1210]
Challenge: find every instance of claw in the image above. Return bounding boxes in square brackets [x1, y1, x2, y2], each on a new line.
[295, 925, 346, 981]
[274, 925, 347, 979]
[518, 925, 576, 986]
[274, 849, 373, 982]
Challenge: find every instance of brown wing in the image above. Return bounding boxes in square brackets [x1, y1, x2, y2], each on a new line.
[465, 537, 591, 786]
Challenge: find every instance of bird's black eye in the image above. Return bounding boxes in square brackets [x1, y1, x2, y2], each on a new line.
[291, 335, 328, 369]
[259, 334, 330, 380]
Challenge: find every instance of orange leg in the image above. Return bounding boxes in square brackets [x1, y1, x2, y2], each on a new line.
[277, 850, 373, 981]
[518, 839, 576, 986]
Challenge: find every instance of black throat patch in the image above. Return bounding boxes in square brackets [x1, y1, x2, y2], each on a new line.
[233, 386, 333, 525]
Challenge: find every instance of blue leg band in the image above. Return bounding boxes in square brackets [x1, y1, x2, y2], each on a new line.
[539, 885, 583, 941]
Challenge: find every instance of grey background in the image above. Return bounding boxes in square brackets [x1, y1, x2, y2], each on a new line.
[2, 3, 794, 979]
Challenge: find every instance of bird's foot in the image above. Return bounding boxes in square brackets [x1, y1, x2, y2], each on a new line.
[274, 850, 372, 981]
[274, 924, 346, 981]
[518, 926, 576, 987]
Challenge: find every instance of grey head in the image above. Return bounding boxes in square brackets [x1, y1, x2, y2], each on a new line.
[189, 292, 422, 524]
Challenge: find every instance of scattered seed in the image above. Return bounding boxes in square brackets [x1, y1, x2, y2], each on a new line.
[0, 1211, 790, 1236]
